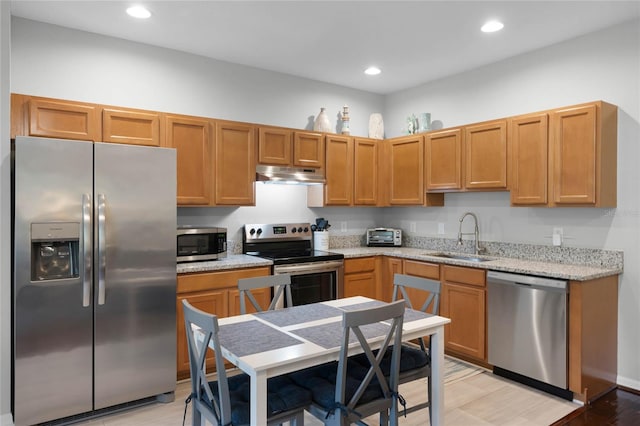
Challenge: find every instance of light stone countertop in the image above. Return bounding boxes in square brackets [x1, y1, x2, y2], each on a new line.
[177, 248, 621, 281]
[177, 254, 272, 274]
[331, 247, 622, 281]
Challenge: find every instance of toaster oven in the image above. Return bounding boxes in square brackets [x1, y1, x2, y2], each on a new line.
[366, 228, 402, 247]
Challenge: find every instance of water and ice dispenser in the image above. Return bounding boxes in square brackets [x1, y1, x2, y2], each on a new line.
[31, 222, 80, 281]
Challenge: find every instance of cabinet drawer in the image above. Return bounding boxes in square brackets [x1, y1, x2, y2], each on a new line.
[344, 257, 375, 274]
[404, 260, 440, 280]
[177, 267, 270, 293]
[442, 265, 485, 287]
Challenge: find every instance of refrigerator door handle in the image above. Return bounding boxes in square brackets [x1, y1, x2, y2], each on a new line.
[97, 194, 106, 305]
[82, 193, 92, 307]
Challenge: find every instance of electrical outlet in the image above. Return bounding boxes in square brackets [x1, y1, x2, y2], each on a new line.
[340, 221, 347, 232]
[410, 222, 417, 233]
[438, 223, 445, 235]
[552, 227, 563, 246]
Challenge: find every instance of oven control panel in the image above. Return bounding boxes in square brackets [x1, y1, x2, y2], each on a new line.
[244, 223, 312, 241]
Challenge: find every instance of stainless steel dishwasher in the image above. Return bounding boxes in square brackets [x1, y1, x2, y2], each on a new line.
[487, 271, 572, 399]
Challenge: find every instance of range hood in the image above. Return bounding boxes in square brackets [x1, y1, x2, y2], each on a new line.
[256, 164, 325, 185]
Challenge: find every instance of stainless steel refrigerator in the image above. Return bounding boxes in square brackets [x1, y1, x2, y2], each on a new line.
[12, 136, 177, 425]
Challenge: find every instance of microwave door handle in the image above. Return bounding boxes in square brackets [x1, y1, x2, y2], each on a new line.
[97, 194, 106, 305]
[82, 194, 92, 307]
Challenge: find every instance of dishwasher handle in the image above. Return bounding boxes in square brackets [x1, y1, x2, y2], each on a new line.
[487, 271, 567, 291]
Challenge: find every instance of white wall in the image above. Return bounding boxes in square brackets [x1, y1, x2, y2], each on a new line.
[383, 19, 640, 389]
[10, 18, 383, 136]
[0, 2, 11, 424]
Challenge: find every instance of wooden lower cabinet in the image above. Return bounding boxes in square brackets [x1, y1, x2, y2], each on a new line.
[343, 257, 378, 299]
[440, 265, 486, 362]
[176, 267, 270, 380]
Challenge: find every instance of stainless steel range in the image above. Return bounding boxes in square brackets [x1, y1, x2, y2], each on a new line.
[243, 222, 344, 305]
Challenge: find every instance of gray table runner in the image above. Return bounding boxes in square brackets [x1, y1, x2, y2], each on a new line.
[255, 303, 343, 327]
[292, 321, 391, 349]
[218, 320, 302, 357]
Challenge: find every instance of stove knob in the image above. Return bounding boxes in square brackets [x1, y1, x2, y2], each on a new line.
[303, 227, 309, 233]
[256, 228, 262, 235]
[249, 228, 256, 235]
[297, 227, 303, 233]
[291, 227, 297, 233]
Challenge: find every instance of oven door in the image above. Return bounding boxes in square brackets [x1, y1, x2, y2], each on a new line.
[273, 260, 344, 306]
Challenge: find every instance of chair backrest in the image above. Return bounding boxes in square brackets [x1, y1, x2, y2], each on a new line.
[335, 300, 405, 420]
[182, 299, 232, 425]
[392, 273, 441, 314]
[237, 274, 293, 314]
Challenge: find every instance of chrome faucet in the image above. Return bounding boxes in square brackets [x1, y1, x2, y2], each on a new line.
[457, 212, 484, 255]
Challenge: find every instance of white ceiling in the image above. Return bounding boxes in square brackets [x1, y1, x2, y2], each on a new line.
[9, 1, 640, 94]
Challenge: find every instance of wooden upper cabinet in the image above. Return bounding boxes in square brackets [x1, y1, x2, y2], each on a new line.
[464, 120, 508, 190]
[165, 114, 212, 206]
[28, 97, 99, 141]
[550, 102, 617, 207]
[325, 135, 353, 205]
[258, 127, 292, 165]
[102, 108, 161, 147]
[214, 121, 256, 206]
[386, 135, 424, 205]
[510, 113, 549, 205]
[353, 137, 379, 205]
[293, 131, 324, 169]
[425, 128, 463, 191]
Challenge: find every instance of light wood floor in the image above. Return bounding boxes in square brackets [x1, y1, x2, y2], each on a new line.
[71, 363, 579, 426]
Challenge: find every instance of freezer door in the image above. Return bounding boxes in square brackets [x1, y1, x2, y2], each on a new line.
[13, 137, 94, 425]
[93, 143, 177, 409]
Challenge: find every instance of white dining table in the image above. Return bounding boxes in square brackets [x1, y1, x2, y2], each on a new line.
[199, 296, 451, 426]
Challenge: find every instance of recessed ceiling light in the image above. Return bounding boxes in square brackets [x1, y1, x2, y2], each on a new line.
[364, 66, 381, 76]
[481, 20, 504, 33]
[126, 5, 151, 19]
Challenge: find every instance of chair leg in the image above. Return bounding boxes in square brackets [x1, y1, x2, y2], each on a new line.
[427, 376, 433, 424]
[192, 404, 201, 426]
[290, 411, 305, 426]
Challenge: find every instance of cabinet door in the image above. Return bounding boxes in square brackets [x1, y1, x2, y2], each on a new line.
[166, 115, 212, 205]
[425, 128, 463, 191]
[214, 121, 256, 205]
[387, 136, 424, 205]
[28, 97, 99, 141]
[402, 260, 441, 312]
[176, 290, 229, 379]
[354, 138, 378, 205]
[381, 257, 404, 302]
[550, 105, 597, 205]
[228, 287, 272, 317]
[293, 131, 324, 168]
[441, 282, 486, 360]
[258, 127, 292, 165]
[102, 108, 161, 147]
[344, 272, 377, 298]
[510, 113, 549, 205]
[325, 135, 353, 205]
[464, 120, 507, 189]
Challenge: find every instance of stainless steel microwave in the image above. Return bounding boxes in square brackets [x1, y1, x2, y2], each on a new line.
[177, 227, 227, 263]
[366, 228, 402, 247]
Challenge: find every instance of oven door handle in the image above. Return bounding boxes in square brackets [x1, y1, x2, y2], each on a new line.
[274, 260, 344, 276]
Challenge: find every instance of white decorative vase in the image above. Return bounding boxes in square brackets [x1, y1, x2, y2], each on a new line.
[368, 113, 384, 139]
[313, 108, 332, 132]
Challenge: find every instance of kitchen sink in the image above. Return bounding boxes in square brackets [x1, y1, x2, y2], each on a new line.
[424, 252, 494, 263]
